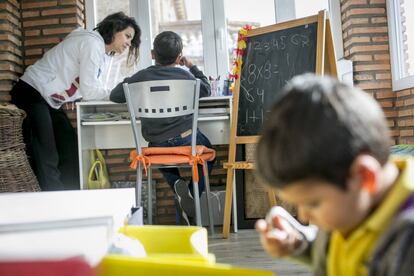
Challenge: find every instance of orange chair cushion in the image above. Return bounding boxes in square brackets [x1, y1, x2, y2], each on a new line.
[142, 145, 215, 164]
[129, 145, 216, 182]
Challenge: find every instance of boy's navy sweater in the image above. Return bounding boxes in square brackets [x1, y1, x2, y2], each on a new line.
[110, 65, 211, 143]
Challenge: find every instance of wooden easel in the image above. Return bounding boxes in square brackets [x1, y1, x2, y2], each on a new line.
[222, 10, 338, 238]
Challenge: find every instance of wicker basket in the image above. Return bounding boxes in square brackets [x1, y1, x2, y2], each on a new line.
[0, 147, 40, 192]
[0, 104, 40, 192]
[0, 104, 26, 151]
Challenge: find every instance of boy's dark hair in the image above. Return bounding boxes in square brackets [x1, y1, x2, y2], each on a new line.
[257, 74, 390, 190]
[153, 31, 183, 65]
[94, 12, 141, 65]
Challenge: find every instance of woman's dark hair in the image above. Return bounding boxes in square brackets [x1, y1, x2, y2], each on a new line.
[257, 74, 390, 190]
[153, 31, 183, 65]
[94, 12, 141, 65]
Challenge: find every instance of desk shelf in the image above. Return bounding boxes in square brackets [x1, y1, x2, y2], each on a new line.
[80, 115, 230, 126]
[76, 97, 232, 189]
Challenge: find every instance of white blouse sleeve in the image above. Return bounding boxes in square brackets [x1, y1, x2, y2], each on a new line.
[78, 39, 110, 101]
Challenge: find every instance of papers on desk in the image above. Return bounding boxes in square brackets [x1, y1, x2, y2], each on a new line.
[82, 112, 122, 122]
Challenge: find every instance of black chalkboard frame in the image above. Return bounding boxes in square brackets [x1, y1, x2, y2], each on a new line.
[223, 10, 338, 237]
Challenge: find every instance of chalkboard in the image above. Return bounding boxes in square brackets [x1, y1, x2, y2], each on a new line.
[237, 22, 317, 136]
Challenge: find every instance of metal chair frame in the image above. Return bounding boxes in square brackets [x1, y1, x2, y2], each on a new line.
[123, 79, 214, 233]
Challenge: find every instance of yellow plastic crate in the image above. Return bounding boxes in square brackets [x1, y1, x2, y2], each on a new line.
[117, 225, 214, 263]
[97, 225, 274, 275]
[97, 255, 274, 276]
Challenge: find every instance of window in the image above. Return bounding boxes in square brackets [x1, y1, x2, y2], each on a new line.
[86, 0, 135, 90]
[224, 0, 276, 76]
[387, 0, 414, 90]
[94, 0, 129, 23]
[87, 0, 343, 84]
[150, 0, 204, 70]
[148, 0, 276, 79]
[294, 0, 329, 18]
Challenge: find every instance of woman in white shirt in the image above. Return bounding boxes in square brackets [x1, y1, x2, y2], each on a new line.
[10, 12, 141, 191]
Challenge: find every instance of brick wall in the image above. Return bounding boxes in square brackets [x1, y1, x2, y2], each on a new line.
[340, 0, 414, 144]
[21, 0, 85, 66]
[340, 0, 399, 143]
[395, 88, 414, 144]
[0, 0, 23, 102]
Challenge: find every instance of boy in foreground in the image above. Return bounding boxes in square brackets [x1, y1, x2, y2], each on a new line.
[255, 74, 414, 275]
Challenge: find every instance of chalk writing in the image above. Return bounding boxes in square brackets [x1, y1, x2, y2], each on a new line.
[237, 23, 317, 136]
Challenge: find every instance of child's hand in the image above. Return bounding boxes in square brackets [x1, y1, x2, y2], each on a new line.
[179, 56, 193, 68]
[255, 215, 302, 258]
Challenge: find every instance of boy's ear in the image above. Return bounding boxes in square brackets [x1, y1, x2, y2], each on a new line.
[349, 155, 380, 194]
[151, 50, 155, 60]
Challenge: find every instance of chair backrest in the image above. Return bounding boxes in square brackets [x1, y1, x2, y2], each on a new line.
[123, 79, 201, 155]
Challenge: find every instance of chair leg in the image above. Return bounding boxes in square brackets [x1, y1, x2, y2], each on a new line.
[128, 163, 143, 226]
[232, 176, 238, 232]
[148, 168, 153, 225]
[204, 172, 215, 235]
[136, 163, 143, 207]
[191, 178, 202, 227]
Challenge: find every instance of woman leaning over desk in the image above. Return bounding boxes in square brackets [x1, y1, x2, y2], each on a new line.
[10, 12, 141, 191]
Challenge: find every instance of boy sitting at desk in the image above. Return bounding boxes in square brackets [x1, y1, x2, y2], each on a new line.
[255, 74, 414, 275]
[110, 31, 214, 224]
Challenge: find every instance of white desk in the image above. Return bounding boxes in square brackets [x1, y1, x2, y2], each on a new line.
[76, 96, 232, 189]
